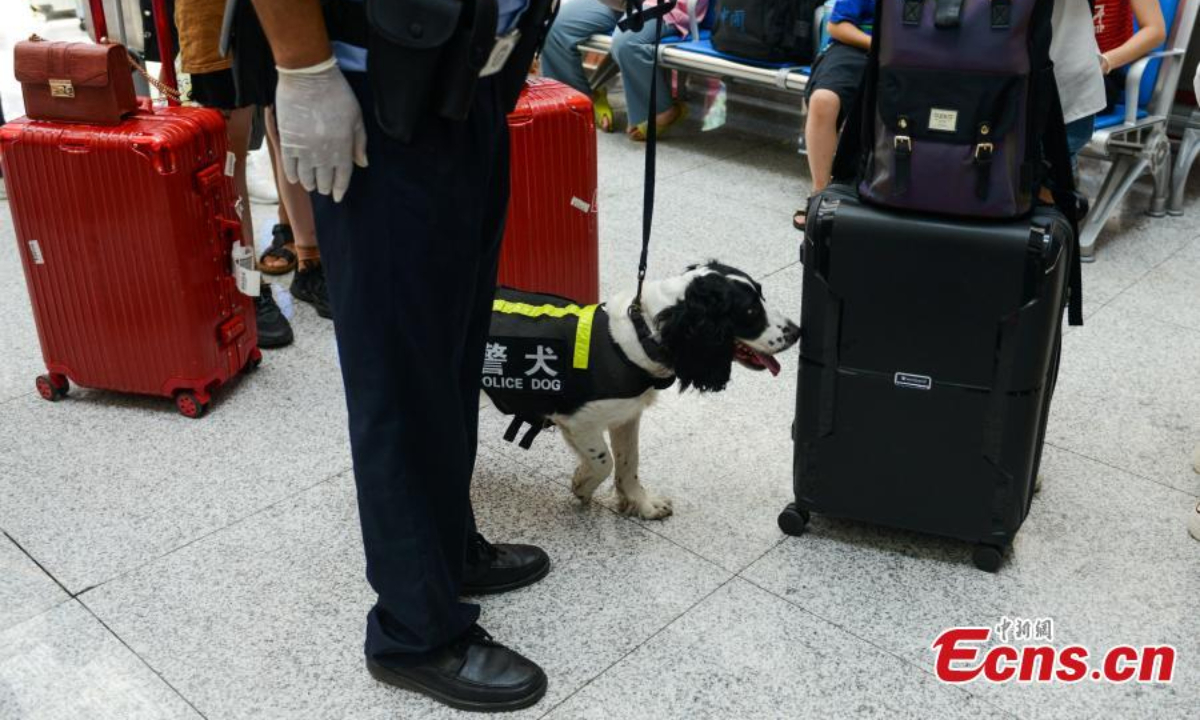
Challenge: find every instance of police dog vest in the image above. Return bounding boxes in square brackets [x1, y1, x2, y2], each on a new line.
[484, 288, 675, 448]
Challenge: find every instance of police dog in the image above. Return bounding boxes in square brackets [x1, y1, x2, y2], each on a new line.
[483, 261, 799, 520]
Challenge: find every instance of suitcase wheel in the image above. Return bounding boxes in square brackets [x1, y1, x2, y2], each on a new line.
[174, 391, 209, 419]
[35, 374, 69, 402]
[778, 503, 811, 537]
[244, 347, 264, 373]
[972, 543, 1005, 573]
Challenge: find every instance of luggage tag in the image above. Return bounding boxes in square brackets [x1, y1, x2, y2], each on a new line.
[480, 30, 520, 77]
[231, 242, 262, 297]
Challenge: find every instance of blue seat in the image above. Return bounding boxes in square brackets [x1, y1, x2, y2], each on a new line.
[1078, 0, 1196, 260]
[672, 34, 812, 74]
[1093, 105, 1150, 130]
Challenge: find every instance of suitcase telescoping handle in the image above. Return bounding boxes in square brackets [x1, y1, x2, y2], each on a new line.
[88, 0, 181, 107]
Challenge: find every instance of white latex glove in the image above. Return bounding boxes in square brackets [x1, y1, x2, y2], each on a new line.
[274, 57, 368, 202]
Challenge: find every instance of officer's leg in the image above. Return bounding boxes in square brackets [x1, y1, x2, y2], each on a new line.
[458, 84, 512, 540]
[540, 0, 621, 95]
[455, 83, 552, 597]
[314, 73, 506, 660]
[610, 21, 678, 127]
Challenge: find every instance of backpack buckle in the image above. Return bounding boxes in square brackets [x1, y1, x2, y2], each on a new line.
[974, 142, 995, 161]
[894, 135, 913, 154]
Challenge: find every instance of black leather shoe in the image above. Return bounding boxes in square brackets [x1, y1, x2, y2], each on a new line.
[367, 625, 547, 712]
[461, 534, 550, 596]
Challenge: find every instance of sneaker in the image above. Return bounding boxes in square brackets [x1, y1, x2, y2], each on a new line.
[255, 285, 294, 349]
[290, 261, 332, 319]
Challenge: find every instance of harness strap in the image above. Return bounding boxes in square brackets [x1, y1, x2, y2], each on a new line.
[503, 415, 552, 450]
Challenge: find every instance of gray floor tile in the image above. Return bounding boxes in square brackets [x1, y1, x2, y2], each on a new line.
[592, 342, 802, 572]
[83, 450, 730, 720]
[0, 302, 43, 406]
[0, 232, 48, 405]
[601, 188, 800, 282]
[1073, 205, 1198, 319]
[674, 141, 810, 218]
[595, 117, 768, 199]
[1106, 234, 1200, 333]
[545, 579, 1007, 720]
[742, 445, 1200, 720]
[0, 601, 201, 720]
[0, 535, 66, 634]
[0, 347, 352, 592]
[1048, 307, 1200, 494]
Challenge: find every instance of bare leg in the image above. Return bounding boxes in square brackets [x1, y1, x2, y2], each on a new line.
[265, 124, 290, 227]
[266, 105, 319, 260]
[804, 89, 842, 194]
[611, 416, 672, 520]
[226, 106, 256, 252]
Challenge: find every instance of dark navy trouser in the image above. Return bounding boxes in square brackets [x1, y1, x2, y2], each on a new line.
[313, 72, 510, 661]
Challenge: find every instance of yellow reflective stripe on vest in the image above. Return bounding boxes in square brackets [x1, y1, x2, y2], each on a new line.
[491, 300, 599, 370]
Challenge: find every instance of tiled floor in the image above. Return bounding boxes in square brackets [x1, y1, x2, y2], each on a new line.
[3, 13, 1200, 720]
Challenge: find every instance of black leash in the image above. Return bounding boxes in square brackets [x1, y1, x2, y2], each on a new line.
[618, 0, 675, 363]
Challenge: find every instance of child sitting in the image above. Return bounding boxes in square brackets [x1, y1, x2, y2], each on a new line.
[794, 0, 874, 230]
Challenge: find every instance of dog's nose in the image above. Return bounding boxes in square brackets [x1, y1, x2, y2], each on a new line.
[782, 321, 801, 345]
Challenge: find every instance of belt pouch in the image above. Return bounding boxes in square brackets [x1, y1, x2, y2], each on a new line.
[365, 0, 462, 142]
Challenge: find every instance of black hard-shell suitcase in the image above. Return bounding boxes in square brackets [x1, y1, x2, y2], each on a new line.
[779, 185, 1071, 571]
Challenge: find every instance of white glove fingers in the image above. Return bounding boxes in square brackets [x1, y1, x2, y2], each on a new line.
[296, 156, 318, 193]
[282, 153, 302, 186]
[332, 166, 350, 203]
[353, 121, 369, 168]
[316, 164, 336, 197]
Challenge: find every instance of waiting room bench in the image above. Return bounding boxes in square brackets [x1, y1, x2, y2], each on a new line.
[576, 2, 826, 97]
[576, 0, 1198, 262]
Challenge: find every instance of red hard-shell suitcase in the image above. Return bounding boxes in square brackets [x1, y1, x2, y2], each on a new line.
[499, 78, 600, 304]
[1, 106, 260, 417]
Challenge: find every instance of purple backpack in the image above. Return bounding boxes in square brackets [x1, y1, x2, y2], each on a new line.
[845, 0, 1063, 219]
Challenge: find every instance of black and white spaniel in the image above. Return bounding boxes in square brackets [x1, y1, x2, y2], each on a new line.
[484, 261, 799, 519]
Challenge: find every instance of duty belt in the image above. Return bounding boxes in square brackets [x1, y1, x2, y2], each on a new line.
[324, 0, 519, 78]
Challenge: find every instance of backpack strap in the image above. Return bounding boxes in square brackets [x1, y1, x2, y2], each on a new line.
[1042, 82, 1086, 327]
[974, 122, 995, 200]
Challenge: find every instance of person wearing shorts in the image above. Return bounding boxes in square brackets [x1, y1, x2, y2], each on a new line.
[176, 0, 294, 347]
[796, 0, 873, 228]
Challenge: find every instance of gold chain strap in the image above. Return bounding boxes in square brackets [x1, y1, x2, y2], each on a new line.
[125, 52, 182, 102]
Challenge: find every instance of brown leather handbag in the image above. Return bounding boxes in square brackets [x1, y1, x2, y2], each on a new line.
[14, 37, 139, 125]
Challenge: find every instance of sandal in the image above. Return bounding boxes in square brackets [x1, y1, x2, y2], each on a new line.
[259, 224, 297, 275]
[792, 208, 807, 232]
[594, 89, 616, 133]
[629, 101, 689, 142]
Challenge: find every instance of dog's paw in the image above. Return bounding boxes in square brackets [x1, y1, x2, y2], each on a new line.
[619, 492, 673, 520]
[572, 469, 602, 501]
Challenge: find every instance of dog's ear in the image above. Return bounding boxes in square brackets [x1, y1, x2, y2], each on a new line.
[656, 274, 736, 393]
